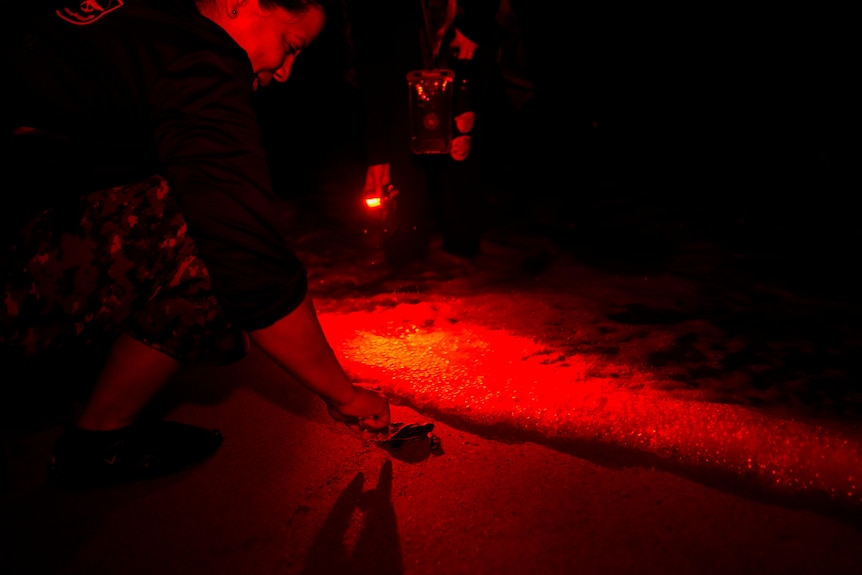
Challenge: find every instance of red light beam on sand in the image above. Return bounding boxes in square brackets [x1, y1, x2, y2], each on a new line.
[320, 299, 862, 512]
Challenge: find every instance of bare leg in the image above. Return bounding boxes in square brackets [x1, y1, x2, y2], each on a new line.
[74, 333, 180, 431]
[50, 333, 223, 487]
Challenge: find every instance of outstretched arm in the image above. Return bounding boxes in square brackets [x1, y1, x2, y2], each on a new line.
[249, 292, 390, 434]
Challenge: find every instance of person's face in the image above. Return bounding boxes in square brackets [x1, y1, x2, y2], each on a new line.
[222, 1, 325, 90]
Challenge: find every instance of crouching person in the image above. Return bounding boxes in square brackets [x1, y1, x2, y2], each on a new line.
[2, 0, 389, 488]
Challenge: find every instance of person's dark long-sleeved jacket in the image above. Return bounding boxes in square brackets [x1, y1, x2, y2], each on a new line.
[2, 0, 307, 332]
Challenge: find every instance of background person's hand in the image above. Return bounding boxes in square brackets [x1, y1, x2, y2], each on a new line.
[449, 28, 479, 60]
[363, 163, 391, 200]
[449, 135, 472, 161]
[326, 385, 391, 435]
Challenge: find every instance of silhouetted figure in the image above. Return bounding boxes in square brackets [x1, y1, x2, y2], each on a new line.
[347, 0, 502, 266]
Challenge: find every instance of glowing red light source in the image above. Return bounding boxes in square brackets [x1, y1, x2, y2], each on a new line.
[365, 197, 382, 209]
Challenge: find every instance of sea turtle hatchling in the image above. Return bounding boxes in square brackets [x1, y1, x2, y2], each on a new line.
[378, 422, 441, 451]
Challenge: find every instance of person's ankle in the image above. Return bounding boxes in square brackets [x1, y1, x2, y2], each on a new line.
[72, 414, 138, 432]
[51, 420, 224, 488]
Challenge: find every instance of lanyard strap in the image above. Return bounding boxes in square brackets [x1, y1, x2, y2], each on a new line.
[420, 0, 456, 68]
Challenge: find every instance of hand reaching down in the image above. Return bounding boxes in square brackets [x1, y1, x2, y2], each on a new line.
[326, 385, 391, 435]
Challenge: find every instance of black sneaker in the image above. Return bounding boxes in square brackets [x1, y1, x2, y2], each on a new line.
[49, 420, 223, 489]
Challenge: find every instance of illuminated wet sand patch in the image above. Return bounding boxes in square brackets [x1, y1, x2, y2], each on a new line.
[319, 298, 861, 511]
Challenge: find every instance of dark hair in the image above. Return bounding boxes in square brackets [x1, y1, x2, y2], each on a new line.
[259, 0, 323, 12]
[196, 0, 322, 12]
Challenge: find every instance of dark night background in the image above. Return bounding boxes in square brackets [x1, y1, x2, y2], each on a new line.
[256, 2, 857, 302]
[4, 1, 857, 433]
[4, 6, 861, 572]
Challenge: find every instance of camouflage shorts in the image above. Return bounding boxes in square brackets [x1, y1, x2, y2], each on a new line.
[1, 175, 248, 364]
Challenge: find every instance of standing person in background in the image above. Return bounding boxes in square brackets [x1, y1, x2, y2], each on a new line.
[347, 0, 502, 267]
[2, 0, 390, 489]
